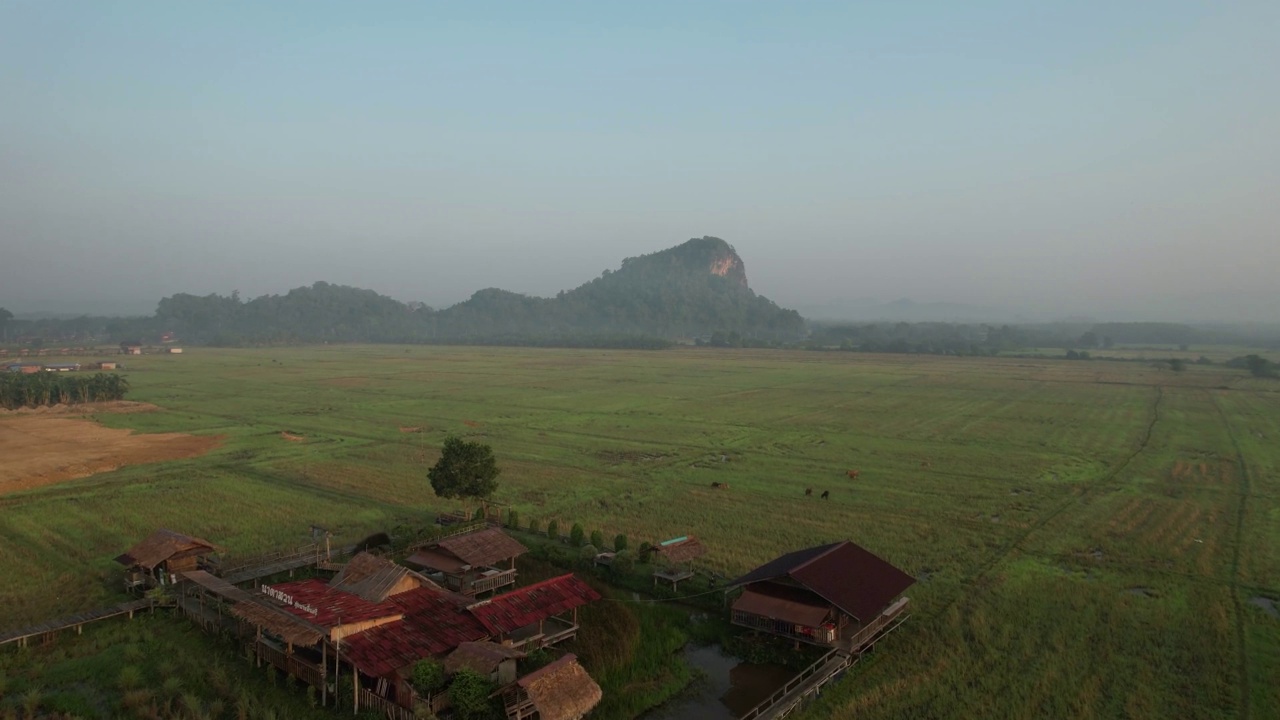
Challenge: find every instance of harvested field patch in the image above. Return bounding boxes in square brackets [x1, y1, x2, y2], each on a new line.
[0, 400, 161, 416]
[280, 431, 306, 442]
[0, 415, 220, 494]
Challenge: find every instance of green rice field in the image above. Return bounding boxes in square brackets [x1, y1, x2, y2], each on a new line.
[1, 345, 1277, 719]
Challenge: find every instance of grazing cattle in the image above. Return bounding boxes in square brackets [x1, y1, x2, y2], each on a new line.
[821, 490, 830, 500]
[711, 481, 729, 490]
[805, 488, 813, 497]
[921, 461, 931, 469]
[846, 469, 861, 480]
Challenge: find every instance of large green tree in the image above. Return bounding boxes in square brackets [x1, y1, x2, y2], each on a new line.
[428, 437, 500, 501]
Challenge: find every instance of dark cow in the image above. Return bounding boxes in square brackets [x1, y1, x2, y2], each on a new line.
[805, 488, 813, 497]
[711, 481, 729, 490]
[821, 490, 830, 500]
[846, 469, 861, 480]
[921, 461, 931, 470]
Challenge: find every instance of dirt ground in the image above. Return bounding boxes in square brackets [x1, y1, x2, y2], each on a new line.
[0, 405, 221, 494]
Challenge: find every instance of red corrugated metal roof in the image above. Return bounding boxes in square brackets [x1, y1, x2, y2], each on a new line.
[341, 587, 490, 677]
[467, 574, 600, 636]
[267, 579, 401, 627]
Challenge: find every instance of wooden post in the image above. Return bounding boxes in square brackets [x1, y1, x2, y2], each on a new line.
[256, 626, 263, 668]
[353, 658, 359, 715]
[322, 641, 328, 707]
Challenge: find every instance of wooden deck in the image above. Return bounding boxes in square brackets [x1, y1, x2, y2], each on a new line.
[736, 597, 912, 720]
[0, 599, 154, 648]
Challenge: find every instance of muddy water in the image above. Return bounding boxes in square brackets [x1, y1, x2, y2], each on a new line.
[645, 645, 794, 720]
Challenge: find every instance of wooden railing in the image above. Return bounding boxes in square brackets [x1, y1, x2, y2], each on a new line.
[255, 642, 326, 690]
[847, 597, 910, 653]
[357, 688, 416, 720]
[217, 543, 321, 577]
[468, 568, 517, 595]
[738, 648, 846, 720]
[405, 520, 488, 551]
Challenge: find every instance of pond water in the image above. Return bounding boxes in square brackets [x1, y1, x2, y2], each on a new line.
[644, 644, 795, 720]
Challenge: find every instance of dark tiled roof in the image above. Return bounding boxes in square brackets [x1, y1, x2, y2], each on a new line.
[405, 548, 468, 574]
[468, 574, 600, 636]
[436, 528, 528, 567]
[728, 541, 915, 623]
[114, 529, 220, 570]
[329, 552, 417, 602]
[732, 584, 831, 627]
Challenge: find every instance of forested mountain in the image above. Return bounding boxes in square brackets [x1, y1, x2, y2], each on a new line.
[2, 237, 804, 347]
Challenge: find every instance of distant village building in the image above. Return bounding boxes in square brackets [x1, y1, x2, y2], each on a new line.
[726, 540, 914, 651]
[96, 361, 118, 370]
[6, 363, 42, 374]
[42, 363, 81, 372]
[648, 535, 706, 590]
[165, 347, 183, 354]
[119, 341, 143, 355]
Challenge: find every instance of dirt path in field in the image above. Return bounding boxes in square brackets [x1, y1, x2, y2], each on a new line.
[1212, 393, 1255, 720]
[0, 407, 221, 495]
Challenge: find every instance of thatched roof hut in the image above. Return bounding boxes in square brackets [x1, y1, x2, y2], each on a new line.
[508, 653, 601, 720]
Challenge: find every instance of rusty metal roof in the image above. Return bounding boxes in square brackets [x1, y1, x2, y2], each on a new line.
[728, 540, 915, 623]
[435, 528, 528, 568]
[114, 529, 221, 570]
[467, 574, 600, 636]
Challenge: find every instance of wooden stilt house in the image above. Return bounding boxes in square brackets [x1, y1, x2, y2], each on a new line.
[502, 653, 602, 720]
[726, 540, 914, 653]
[115, 529, 221, 591]
[406, 527, 528, 596]
[648, 535, 706, 590]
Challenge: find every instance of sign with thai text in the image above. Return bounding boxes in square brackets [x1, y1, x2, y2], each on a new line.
[261, 586, 319, 616]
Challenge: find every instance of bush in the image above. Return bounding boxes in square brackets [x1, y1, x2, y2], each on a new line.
[411, 659, 447, 695]
[506, 508, 520, 529]
[570, 523, 585, 547]
[614, 534, 628, 553]
[638, 541, 652, 558]
[611, 551, 634, 574]
[449, 669, 499, 720]
[590, 530, 604, 548]
[547, 520, 559, 541]
[527, 518, 540, 534]
[579, 544, 598, 563]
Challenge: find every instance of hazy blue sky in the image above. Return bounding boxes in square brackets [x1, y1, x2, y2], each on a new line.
[2, 1, 1276, 320]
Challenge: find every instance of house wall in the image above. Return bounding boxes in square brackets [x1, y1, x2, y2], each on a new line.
[331, 615, 404, 642]
[387, 574, 422, 598]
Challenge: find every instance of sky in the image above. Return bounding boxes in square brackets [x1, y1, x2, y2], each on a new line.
[1, 1, 1277, 321]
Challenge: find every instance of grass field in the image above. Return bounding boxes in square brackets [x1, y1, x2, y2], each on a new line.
[1, 345, 1277, 719]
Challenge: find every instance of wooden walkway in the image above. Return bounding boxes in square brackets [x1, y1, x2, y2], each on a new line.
[0, 599, 153, 648]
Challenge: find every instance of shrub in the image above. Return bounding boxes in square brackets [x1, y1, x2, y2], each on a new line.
[612, 551, 634, 574]
[590, 530, 604, 548]
[614, 534, 628, 553]
[411, 659, 448, 695]
[579, 544, 598, 562]
[570, 523, 585, 547]
[638, 541, 652, 558]
[117, 665, 144, 691]
[506, 508, 520, 529]
[547, 520, 559, 541]
[449, 669, 498, 720]
[527, 518, 540, 534]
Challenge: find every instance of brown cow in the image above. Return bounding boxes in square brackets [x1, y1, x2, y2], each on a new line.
[711, 481, 729, 490]
[920, 461, 931, 470]
[846, 469, 861, 480]
[805, 488, 813, 497]
[821, 490, 830, 500]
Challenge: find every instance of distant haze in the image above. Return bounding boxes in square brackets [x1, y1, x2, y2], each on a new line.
[2, 2, 1277, 322]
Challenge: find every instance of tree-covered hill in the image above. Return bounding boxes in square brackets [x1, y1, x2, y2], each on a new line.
[6, 237, 804, 347]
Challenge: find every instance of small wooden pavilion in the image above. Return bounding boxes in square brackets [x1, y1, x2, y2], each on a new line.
[467, 574, 600, 651]
[726, 540, 914, 652]
[648, 535, 706, 590]
[406, 527, 528, 596]
[502, 653, 602, 720]
[115, 529, 221, 591]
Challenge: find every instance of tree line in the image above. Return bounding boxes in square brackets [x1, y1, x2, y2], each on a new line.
[0, 372, 129, 409]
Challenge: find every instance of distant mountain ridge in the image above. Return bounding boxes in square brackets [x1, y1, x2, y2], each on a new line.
[69, 237, 804, 346]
